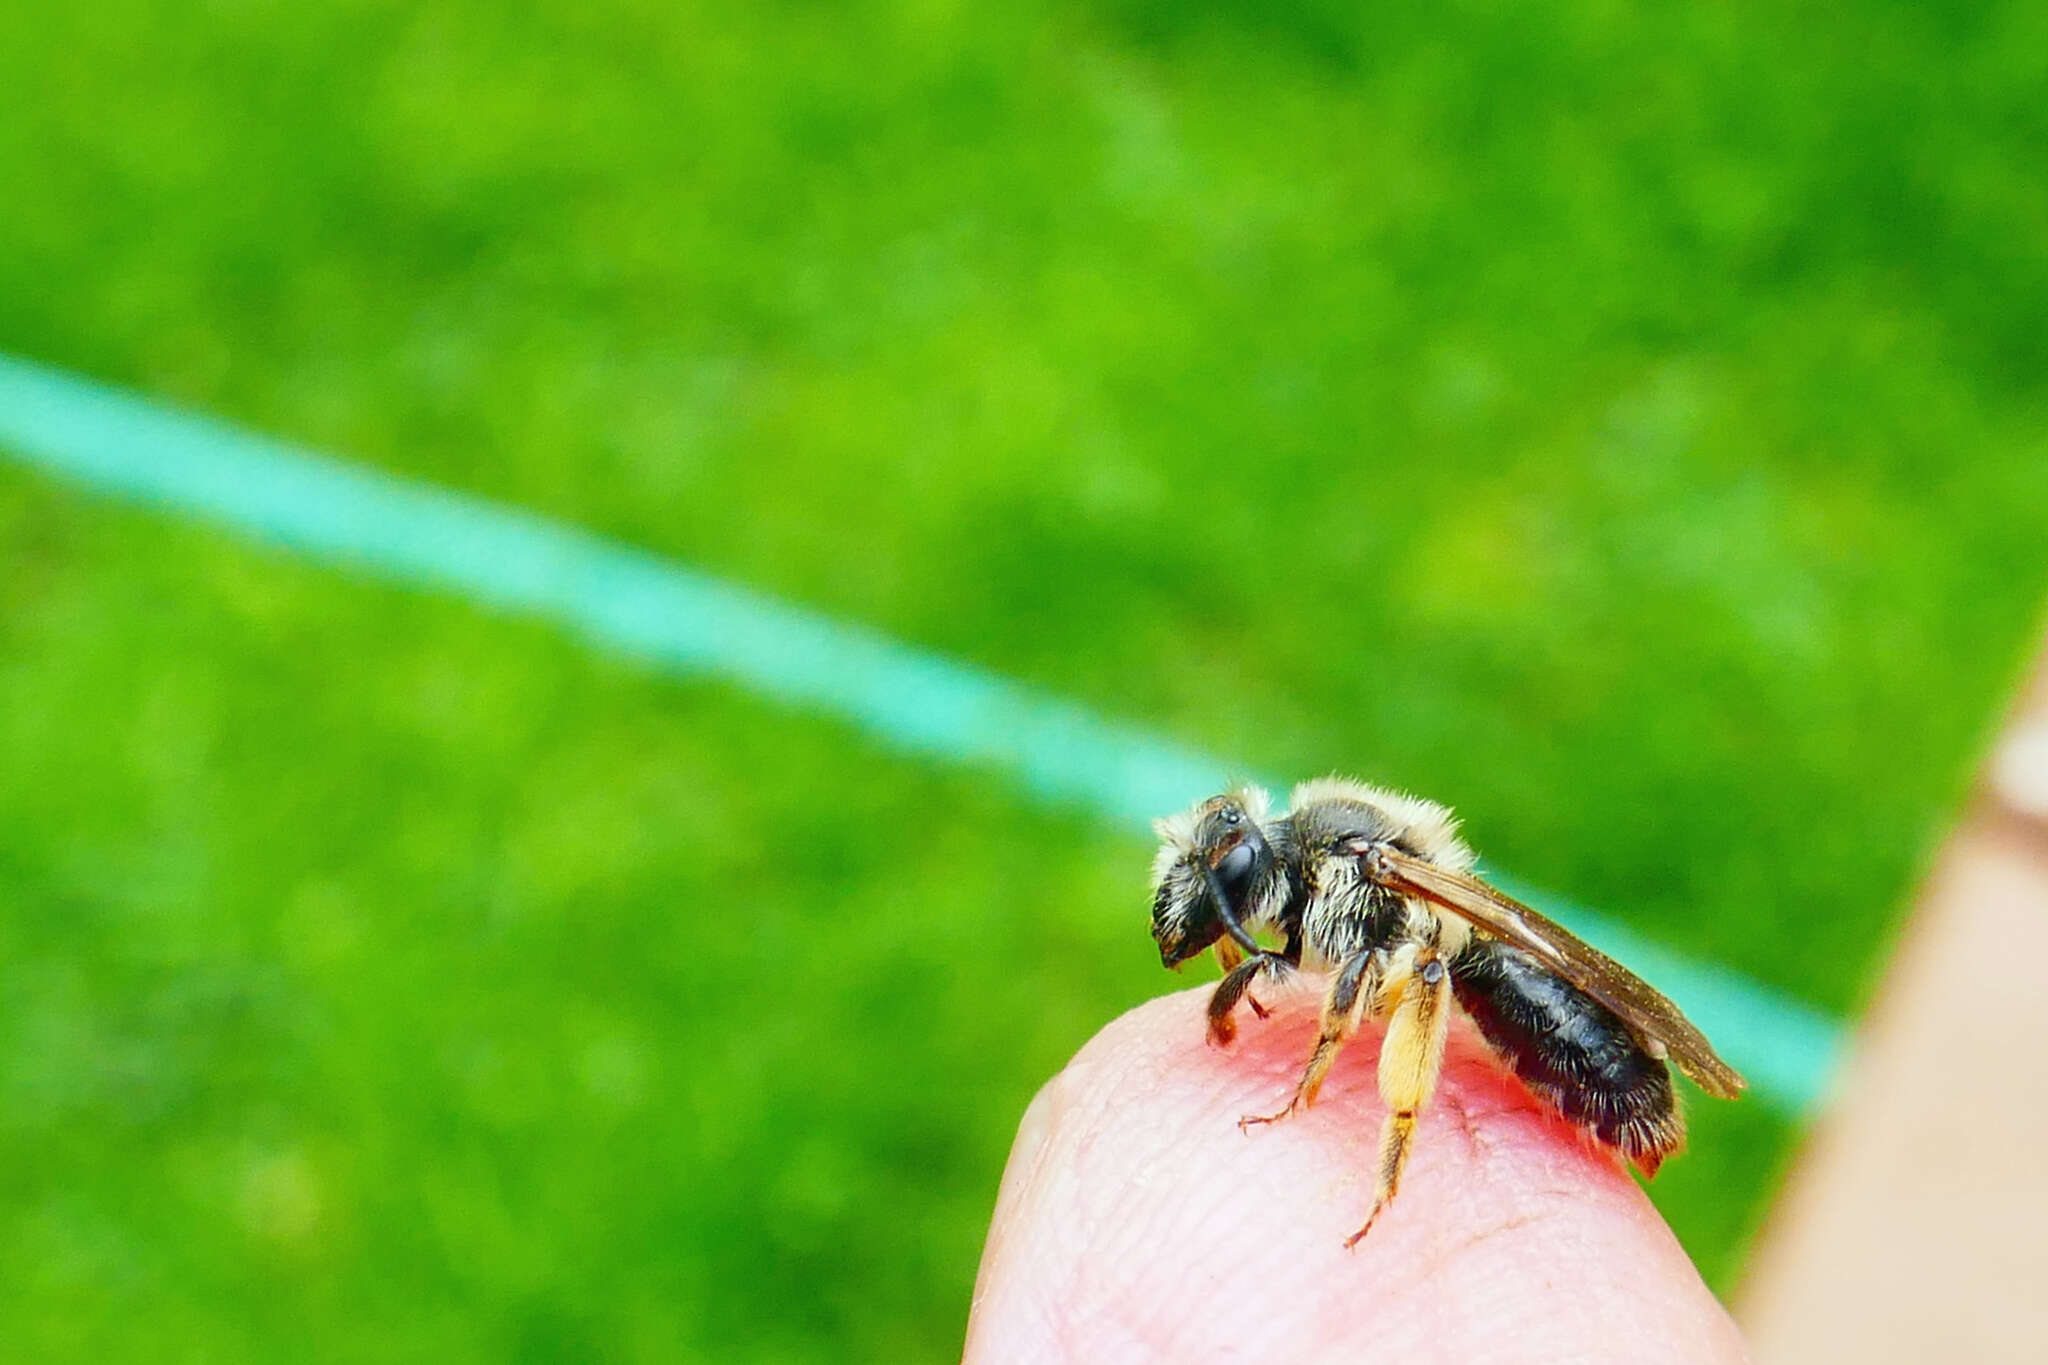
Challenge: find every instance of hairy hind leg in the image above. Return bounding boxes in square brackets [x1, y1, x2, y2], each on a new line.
[1347, 946, 1451, 1248]
[1239, 948, 1381, 1129]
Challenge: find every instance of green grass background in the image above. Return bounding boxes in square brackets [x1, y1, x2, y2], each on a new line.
[2, 0, 2045, 1357]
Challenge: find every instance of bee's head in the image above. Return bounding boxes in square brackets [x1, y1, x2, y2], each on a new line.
[1149, 786, 1274, 968]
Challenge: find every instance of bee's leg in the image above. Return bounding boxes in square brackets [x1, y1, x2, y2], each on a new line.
[1263, 927, 1307, 1017]
[1238, 948, 1381, 1129]
[1213, 938, 1274, 1022]
[1206, 951, 1290, 1046]
[1220, 933, 1302, 1019]
[1346, 945, 1452, 1248]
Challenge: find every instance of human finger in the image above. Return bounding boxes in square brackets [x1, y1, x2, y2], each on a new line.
[964, 981, 1750, 1364]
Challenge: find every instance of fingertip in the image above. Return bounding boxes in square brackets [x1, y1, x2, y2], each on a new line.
[966, 986, 1750, 1363]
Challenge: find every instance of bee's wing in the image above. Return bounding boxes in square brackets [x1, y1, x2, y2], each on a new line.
[1368, 847, 1747, 1099]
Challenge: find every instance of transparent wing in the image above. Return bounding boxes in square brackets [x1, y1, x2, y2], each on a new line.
[1365, 846, 1746, 1099]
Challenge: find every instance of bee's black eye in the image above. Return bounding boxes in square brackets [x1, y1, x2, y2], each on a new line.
[1216, 840, 1257, 888]
[1222, 808, 1242, 825]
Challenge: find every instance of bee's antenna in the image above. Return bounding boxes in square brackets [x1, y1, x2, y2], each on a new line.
[1203, 865, 1265, 957]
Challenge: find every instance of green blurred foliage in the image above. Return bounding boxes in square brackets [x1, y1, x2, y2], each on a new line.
[0, 0, 2044, 1358]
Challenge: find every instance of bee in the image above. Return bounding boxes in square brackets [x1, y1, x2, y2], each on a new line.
[1150, 777, 1745, 1247]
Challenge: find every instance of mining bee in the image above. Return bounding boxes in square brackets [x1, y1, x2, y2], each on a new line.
[1150, 777, 1745, 1247]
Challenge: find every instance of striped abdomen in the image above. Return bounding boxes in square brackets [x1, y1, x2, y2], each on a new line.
[1450, 936, 1682, 1174]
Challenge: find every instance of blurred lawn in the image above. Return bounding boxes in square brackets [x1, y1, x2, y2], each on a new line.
[2, 0, 2045, 1358]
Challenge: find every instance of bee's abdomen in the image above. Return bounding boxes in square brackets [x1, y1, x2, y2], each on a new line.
[1450, 938, 1682, 1173]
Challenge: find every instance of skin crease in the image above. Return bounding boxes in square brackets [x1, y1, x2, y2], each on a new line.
[964, 982, 1752, 1365]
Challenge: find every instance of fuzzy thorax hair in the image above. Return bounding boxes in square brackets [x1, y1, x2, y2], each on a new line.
[1285, 775, 1477, 872]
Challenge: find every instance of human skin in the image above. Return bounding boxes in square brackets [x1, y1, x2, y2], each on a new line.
[964, 981, 1751, 1364]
